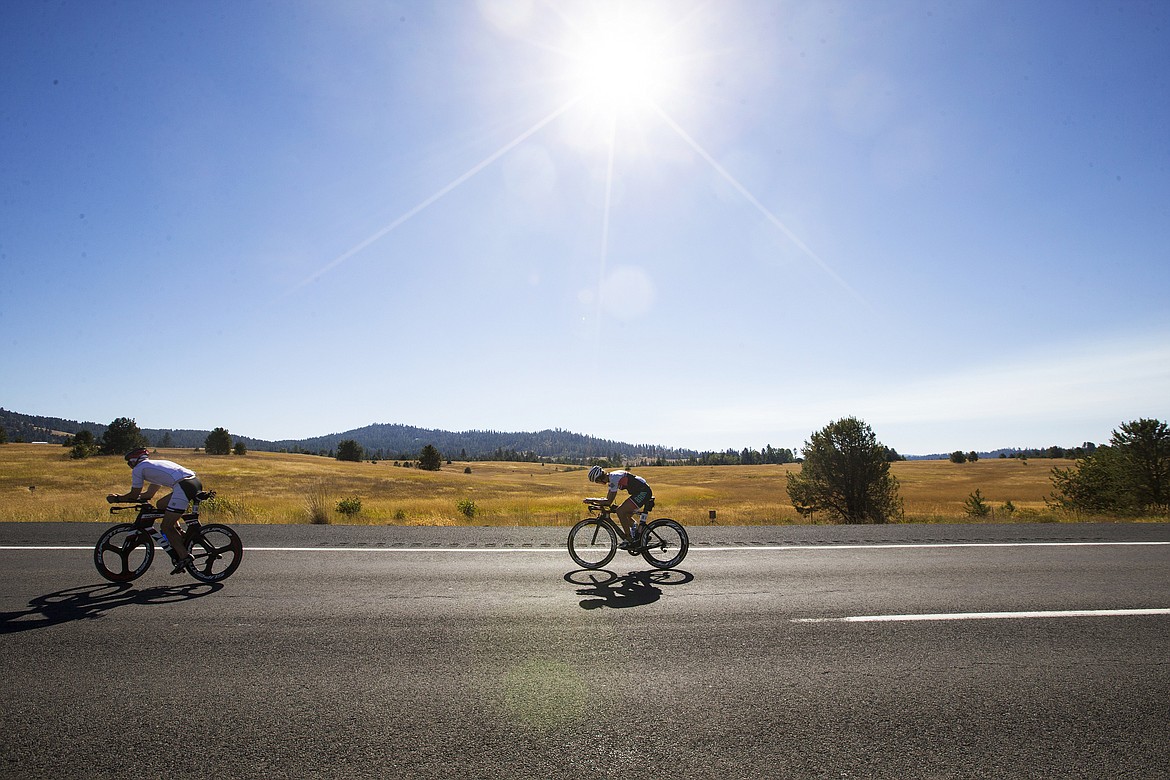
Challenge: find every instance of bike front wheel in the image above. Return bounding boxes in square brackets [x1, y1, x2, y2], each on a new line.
[640, 519, 689, 569]
[94, 524, 155, 583]
[184, 523, 243, 583]
[568, 519, 617, 569]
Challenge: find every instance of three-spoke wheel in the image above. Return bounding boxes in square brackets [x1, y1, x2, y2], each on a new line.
[94, 523, 154, 583]
[184, 524, 243, 583]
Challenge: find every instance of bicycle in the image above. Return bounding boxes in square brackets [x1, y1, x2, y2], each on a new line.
[94, 490, 243, 584]
[568, 502, 689, 570]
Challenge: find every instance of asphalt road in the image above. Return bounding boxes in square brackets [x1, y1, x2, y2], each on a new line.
[2, 522, 1169, 779]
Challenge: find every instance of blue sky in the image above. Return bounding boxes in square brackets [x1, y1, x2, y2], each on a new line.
[2, 0, 1168, 455]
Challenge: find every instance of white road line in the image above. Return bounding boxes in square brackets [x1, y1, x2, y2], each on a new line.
[696, 541, 1170, 551]
[792, 608, 1170, 623]
[2, 541, 1169, 553]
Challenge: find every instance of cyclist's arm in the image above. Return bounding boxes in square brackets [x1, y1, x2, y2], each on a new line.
[584, 491, 618, 506]
[108, 486, 145, 502]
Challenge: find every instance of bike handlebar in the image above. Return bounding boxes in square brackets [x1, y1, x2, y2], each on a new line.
[105, 490, 215, 514]
[108, 502, 155, 515]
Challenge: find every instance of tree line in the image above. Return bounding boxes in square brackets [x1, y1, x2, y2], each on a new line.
[61, 418, 248, 460]
[785, 416, 1167, 523]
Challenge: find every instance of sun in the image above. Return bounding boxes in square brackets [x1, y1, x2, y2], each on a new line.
[566, 7, 681, 113]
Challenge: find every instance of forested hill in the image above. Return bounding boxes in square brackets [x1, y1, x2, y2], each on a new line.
[271, 423, 696, 462]
[0, 408, 695, 462]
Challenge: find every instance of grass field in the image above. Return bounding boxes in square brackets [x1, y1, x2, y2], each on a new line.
[0, 444, 1159, 526]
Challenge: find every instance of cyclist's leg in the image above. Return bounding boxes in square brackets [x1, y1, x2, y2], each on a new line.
[154, 490, 175, 514]
[161, 487, 194, 568]
[616, 498, 639, 539]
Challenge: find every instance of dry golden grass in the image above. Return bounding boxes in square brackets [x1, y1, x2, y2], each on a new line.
[0, 444, 1158, 526]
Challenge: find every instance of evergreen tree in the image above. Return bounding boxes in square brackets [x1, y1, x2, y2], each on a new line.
[205, 427, 232, 455]
[418, 444, 442, 471]
[1050, 418, 1170, 514]
[786, 417, 903, 524]
[100, 417, 148, 456]
[69, 430, 98, 459]
[336, 439, 364, 462]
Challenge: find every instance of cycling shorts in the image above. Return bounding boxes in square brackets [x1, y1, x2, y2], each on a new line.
[163, 477, 203, 513]
[627, 489, 653, 510]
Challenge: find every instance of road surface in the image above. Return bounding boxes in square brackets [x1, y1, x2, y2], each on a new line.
[2, 522, 1168, 779]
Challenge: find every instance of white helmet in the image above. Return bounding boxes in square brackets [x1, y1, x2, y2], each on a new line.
[588, 465, 604, 482]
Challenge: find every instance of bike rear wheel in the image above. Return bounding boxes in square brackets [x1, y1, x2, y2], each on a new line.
[184, 523, 243, 583]
[640, 519, 689, 569]
[94, 524, 155, 583]
[568, 519, 617, 569]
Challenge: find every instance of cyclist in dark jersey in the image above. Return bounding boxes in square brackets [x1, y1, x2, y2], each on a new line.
[586, 465, 654, 548]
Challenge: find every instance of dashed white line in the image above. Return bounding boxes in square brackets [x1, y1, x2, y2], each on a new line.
[793, 608, 1170, 623]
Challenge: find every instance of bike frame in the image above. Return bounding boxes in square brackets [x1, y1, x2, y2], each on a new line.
[588, 504, 649, 543]
[109, 490, 213, 537]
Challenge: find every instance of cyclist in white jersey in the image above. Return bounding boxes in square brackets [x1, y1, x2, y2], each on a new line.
[107, 448, 202, 573]
[585, 466, 655, 549]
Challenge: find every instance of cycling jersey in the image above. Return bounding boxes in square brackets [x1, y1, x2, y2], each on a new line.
[131, 459, 201, 512]
[130, 459, 196, 490]
[607, 470, 653, 508]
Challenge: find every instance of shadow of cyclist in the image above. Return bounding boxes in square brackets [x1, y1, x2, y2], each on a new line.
[0, 581, 223, 635]
[566, 569, 694, 610]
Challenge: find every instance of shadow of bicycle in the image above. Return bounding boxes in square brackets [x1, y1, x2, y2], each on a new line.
[565, 568, 694, 610]
[0, 581, 224, 635]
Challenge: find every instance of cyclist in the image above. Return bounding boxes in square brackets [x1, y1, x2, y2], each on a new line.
[585, 465, 654, 548]
[106, 448, 202, 574]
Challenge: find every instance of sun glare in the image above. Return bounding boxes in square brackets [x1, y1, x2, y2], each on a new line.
[568, 9, 678, 112]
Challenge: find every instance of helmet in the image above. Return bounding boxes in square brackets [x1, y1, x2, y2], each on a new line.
[588, 465, 605, 482]
[124, 447, 150, 467]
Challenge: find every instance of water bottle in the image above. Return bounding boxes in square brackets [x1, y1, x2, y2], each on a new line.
[151, 527, 173, 557]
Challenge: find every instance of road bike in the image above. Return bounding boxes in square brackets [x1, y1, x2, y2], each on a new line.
[568, 502, 689, 570]
[94, 490, 243, 584]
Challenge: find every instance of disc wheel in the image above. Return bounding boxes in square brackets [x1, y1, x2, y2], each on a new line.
[640, 519, 689, 569]
[94, 524, 155, 583]
[184, 524, 243, 583]
[568, 519, 618, 569]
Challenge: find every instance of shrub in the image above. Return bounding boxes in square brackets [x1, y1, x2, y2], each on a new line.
[203, 494, 250, 520]
[963, 489, 991, 518]
[336, 496, 362, 517]
[456, 499, 477, 519]
[306, 482, 331, 524]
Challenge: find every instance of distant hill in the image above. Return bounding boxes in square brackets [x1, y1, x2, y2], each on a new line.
[0, 407, 1098, 463]
[0, 408, 695, 462]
